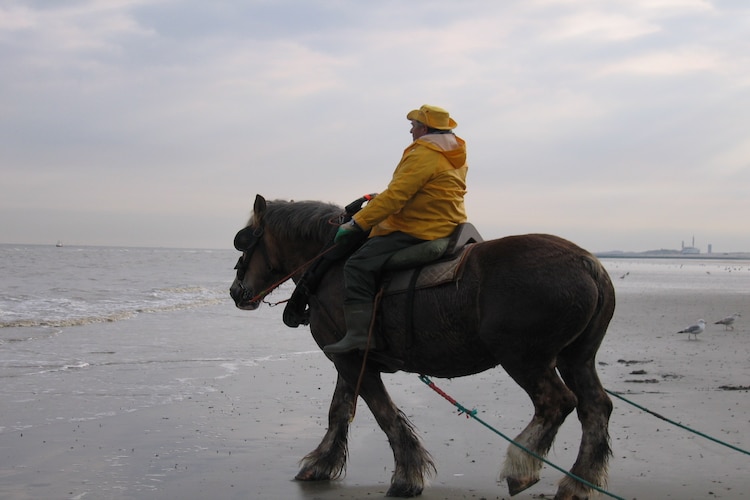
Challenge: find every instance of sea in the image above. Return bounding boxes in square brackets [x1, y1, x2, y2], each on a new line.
[0, 244, 307, 436]
[0, 245, 231, 330]
[1, 243, 748, 434]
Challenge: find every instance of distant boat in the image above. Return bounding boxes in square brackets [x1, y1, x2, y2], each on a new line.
[56, 241, 63, 247]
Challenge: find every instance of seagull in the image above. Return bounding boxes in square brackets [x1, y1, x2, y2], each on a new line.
[677, 319, 706, 340]
[714, 313, 741, 331]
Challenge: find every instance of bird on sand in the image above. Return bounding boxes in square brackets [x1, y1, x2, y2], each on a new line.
[677, 319, 706, 340]
[714, 313, 741, 331]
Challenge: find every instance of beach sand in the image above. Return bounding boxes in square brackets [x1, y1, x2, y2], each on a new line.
[1, 286, 748, 500]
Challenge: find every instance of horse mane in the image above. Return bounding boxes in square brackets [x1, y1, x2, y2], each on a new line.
[252, 199, 342, 245]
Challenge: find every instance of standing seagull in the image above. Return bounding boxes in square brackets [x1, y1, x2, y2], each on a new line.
[677, 319, 706, 340]
[714, 313, 741, 331]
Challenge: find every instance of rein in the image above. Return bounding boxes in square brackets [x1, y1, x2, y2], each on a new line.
[242, 243, 340, 306]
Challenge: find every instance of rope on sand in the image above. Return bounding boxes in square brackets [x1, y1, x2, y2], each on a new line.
[418, 375, 626, 500]
[605, 389, 750, 456]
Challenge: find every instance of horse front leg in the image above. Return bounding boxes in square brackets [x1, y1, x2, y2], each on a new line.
[295, 374, 354, 481]
[356, 367, 436, 497]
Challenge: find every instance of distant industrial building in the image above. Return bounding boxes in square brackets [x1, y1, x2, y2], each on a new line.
[681, 236, 700, 254]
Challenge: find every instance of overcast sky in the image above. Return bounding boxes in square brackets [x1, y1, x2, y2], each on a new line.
[1, 0, 748, 252]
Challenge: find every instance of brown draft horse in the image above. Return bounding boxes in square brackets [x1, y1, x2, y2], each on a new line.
[229, 195, 616, 500]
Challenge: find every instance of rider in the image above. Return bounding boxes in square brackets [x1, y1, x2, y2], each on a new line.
[323, 104, 469, 354]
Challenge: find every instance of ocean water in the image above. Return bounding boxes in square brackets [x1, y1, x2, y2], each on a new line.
[1, 244, 748, 435]
[4, 244, 747, 332]
[0, 244, 308, 435]
[0, 244, 230, 329]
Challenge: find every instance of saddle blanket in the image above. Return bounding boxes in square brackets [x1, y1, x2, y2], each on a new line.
[382, 244, 476, 295]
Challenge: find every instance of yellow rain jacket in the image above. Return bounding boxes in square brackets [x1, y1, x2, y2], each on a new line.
[353, 133, 468, 241]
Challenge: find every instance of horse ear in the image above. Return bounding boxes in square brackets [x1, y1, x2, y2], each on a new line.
[253, 195, 267, 223]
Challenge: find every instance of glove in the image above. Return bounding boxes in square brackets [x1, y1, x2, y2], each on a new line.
[334, 220, 363, 245]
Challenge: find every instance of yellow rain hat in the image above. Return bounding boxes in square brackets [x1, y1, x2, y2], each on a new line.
[406, 104, 457, 130]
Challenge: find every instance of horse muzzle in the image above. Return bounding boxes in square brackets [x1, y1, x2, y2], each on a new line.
[229, 281, 261, 310]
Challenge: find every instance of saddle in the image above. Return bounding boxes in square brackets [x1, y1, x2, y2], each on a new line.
[282, 223, 483, 328]
[381, 223, 482, 294]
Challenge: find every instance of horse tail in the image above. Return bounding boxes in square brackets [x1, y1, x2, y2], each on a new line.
[583, 253, 616, 324]
[556, 252, 616, 365]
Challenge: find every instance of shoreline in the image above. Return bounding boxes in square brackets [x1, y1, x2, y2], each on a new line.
[597, 252, 750, 260]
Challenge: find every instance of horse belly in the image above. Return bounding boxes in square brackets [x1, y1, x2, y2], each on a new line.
[379, 285, 498, 378]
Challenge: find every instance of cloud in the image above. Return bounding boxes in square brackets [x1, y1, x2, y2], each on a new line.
[1, 0, 749, 252]
[597, 48, 722, 76]
[543, 11, 660, 41]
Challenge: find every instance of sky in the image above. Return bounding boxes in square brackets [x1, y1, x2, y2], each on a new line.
[1, 0, 749, 252]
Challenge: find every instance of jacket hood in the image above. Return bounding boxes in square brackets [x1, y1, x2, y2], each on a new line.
[415, 133, 467, 168]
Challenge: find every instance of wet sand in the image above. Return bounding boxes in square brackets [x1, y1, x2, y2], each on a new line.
[1, 286, 748, 499]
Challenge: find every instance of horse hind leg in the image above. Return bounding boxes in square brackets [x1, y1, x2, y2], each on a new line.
[552, 289, 615, 500]
[554, 356, 613, 500]
[295, 375, 354, 481]
[499, 364, 578, 496]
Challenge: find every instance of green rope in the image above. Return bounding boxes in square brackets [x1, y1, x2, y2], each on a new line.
[418, 375, 625, 500]
[605, 389, 750, 456]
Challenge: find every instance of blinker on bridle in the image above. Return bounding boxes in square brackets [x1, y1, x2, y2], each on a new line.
[233, 225, 274, 282]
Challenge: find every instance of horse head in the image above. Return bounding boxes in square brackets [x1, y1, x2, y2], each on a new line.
[229, 195, 284, 310]
[229, 194, 343, 310]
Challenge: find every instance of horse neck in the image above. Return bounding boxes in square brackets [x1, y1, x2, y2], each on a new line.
[269, 227, 330, 277]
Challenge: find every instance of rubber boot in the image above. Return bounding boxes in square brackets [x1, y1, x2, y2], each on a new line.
[282, 282, 310, 328]
[323, 303, 374, 354]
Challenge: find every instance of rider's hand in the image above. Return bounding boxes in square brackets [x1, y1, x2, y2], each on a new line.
[334, 220, 363, 244]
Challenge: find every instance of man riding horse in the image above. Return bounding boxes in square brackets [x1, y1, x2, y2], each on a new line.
[324, 104, 469, 354]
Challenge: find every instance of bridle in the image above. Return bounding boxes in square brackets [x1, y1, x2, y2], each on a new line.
[233, 223, 339, 306]
[233, 224, 281, 304]
[233, 225, 274, 282]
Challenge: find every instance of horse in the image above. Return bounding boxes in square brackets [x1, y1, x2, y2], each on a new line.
[229, 194, 616, 500]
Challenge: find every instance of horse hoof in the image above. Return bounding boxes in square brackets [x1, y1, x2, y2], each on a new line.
[506, 476, 540, 496]
[386, 482, 423, 497]
[294, 469, 330, 481]
[552, 489, 588, 500]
